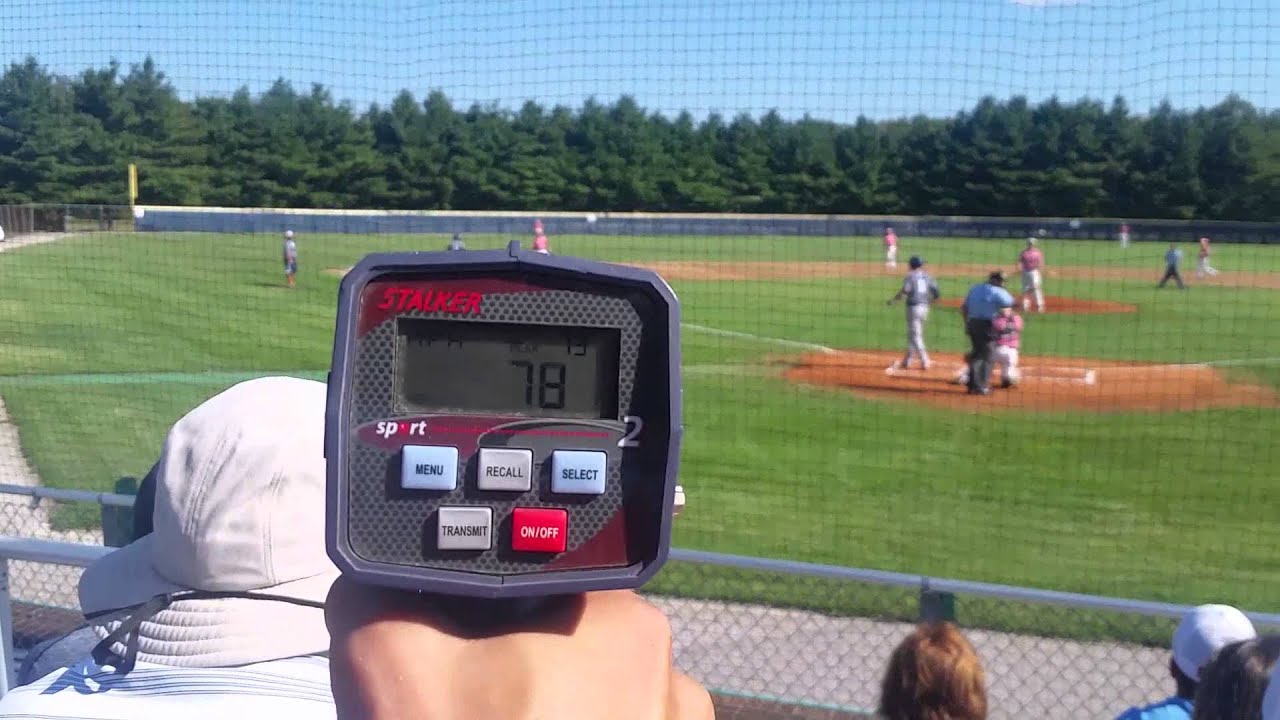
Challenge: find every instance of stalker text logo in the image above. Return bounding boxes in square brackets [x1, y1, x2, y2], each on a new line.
[376, 287, 482, 315]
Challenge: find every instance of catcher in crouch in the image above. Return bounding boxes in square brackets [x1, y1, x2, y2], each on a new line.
[954, 305, 1023, 389]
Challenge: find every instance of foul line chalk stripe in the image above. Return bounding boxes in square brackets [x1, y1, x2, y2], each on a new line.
[681, 323, 837, 354]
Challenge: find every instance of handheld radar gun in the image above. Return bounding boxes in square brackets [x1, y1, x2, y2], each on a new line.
[324, 241, 683, 619]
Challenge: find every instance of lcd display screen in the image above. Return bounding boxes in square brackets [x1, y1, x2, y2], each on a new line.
[395, 318, 621, 419]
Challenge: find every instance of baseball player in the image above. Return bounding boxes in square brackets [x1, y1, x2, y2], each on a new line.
[1196, 236, 1218, 277]
[533, 219, 550, 254]
[448, 233, 466, 251]
[883, 226, 898, 269]
[1016, 237, 1046, 313]
[960, 271, 1015, 395]
[282, 230, 298, 288]
[1119, 222, 1131, 248]
[954, 306, 1022, 388]
[886, 255, 940, 370]
[1158, 243, 1186, 290]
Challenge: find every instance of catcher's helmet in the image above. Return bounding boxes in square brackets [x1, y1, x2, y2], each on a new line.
[909, 255, 924, 269]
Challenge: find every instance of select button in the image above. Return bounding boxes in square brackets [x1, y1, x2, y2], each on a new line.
[550, 450, 607, 495]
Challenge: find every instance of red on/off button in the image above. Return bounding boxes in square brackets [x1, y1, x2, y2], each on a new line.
[512, 508, 567, 553]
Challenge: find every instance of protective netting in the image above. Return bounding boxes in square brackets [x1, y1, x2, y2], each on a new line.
[0, 1, 1278, 717]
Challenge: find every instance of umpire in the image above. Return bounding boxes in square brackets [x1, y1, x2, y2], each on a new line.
[961, 271, 1015, 395]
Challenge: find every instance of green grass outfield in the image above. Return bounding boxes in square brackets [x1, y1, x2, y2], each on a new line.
[1, 231, 1278, 644]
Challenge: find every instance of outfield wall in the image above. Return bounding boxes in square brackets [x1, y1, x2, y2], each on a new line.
[132, 205, 1280, 243]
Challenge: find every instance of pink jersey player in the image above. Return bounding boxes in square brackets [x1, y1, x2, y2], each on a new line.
[991, 308, 1023, 387]
[1017, 238, 1045, 313]
[1119, 223, 1130, 248]
[532, 219, 550, 254]
[1197, 237, 1218, 277]
[883, 227, 898, 268]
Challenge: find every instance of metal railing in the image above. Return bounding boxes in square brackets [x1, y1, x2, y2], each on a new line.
[0, 485, 1276, 719]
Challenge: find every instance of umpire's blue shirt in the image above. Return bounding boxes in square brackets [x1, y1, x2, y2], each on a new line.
[963, 283, 1014, 320]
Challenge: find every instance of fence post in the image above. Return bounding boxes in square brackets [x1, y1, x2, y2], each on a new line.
[919, 580, 957, 623]
[101, 477, 137, 548]
[0, 558, 13, 697]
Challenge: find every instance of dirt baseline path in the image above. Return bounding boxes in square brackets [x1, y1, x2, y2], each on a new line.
[779, 349, 1277, 413]
[935, 296, 1135, 315]
[638, 260, 1280, 290]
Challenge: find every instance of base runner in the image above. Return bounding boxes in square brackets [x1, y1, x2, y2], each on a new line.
[887, 255, 940, 370]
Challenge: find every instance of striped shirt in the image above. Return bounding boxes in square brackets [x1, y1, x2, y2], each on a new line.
[0, 654, 334, 719]
[901, 270, 939, 305]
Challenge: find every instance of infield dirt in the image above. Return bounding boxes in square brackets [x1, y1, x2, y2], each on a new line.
[777, 349, 1277, 414]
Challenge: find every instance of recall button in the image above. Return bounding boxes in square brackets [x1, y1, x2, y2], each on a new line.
[437, 506, 492, 551]
[550, 450, 607, 495]
[511, 507, 568, 553]
[401, 445, 458, 491]
[477, 448, 533, 492]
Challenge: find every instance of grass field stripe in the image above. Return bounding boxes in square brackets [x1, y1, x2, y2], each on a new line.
[0, 365, 754, 387]
[0, 370, 327, 388]
[1192, 357, 1280, 368]
[683, 322, 837, 353]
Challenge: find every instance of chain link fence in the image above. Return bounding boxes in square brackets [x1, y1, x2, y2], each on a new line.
[0, 488, 1276, 719]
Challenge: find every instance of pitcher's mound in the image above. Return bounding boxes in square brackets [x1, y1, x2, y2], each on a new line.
[779, 350, 1276, 414]
[935, 296, 1136, 315]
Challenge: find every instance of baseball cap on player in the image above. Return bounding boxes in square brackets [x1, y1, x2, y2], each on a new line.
[1171, 604, 1257, 681]
[1026, 237, 1036, 245]
[284, 230, 294, 239]
[909, 256, 924, 269]
[988, 270, 1006, 285]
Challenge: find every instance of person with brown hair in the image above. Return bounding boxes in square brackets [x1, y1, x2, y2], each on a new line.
[1192, 635, 1280, 720]
[878, 622, 988, 720]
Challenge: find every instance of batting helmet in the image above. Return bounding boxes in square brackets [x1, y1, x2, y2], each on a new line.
[909, 256, 924, 269]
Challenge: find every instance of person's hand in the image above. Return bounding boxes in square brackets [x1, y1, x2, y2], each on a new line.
[325, 576, 715, 720]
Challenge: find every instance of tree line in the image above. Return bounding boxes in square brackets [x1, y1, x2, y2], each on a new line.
[2, 56, 1279, 220]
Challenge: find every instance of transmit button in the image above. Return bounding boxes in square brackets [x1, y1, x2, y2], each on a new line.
[437, 506, 492, 551]
[477, 448, 533, 492]
[550, 450, 607, 495]
[401, 445, 458, 491]
[511, 508, 567, 553]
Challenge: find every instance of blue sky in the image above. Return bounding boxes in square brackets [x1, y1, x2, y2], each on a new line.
[2, 0, 1276, 121]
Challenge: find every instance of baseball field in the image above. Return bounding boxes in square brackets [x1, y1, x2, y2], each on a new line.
[0, 231, 1277, 636]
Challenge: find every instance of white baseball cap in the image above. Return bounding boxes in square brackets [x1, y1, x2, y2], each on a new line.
[78, 376, 339, 668]
[1172, 604, 1258, 681]
[1263, 660, 1280, 720]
